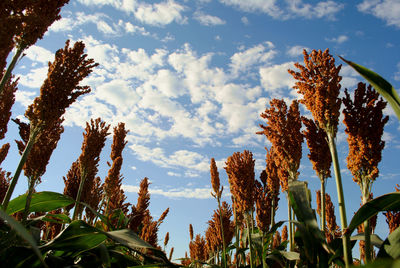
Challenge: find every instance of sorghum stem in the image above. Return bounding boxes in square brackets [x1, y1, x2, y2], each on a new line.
[22, 176, 38, 222]
[321, 178, 326, 232]
[217, 198, 227, 268]
[2, 127, 40, 210]
[246, 213, 254, 268]
[0, 45, 25, 95]
[287, 194, 294, 251]
[73, 168, 87, 220]
[327, 132, 352, 267]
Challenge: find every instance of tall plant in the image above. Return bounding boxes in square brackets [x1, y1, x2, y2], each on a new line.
[342, 82, 389, 262]
[288, 49, 352, 267]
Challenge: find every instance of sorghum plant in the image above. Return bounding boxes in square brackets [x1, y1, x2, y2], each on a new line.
[2, 40, 97, 210]
[128, 177, 151, 232]
[343, 82, 388, 262]
[225, 150, 256, 267]
[258, 99, 303, 251]
[316, 190, 341, 243]
[288, 49, 352, 266]
[302, 117, 331, 231]
[384, 184, 400, 233]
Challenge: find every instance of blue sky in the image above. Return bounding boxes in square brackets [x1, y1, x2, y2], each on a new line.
[3, 0, 400, 260]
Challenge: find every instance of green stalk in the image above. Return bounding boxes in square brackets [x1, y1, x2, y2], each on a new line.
[72, 168, 87, 220]
[327, 132, 352, 267]
[287, 194, 294, 251]
[320, 177, 326, 232]
[246, 213, 254, 268]
[362, 182, 372, 263]
[0, 45, 26, 95]
[217, 197, 227, 268]
[2, 127, 40, 210]
[22, 176, 38, 222]
[271, 197, 276, 228]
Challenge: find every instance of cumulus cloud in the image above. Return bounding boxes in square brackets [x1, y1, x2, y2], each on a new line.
[287, 0, 344, 20]
[122, 184, 216, 199]
[259, 61, 296, 95]
[230, 42, 276, 76]
[325, 35, 348, 44]
[286, 45, 310, 57]
[24, 45, 54, 63]
[134, 0, 187, 26]
[241, 16, 250, 25]
[220, 0, 343, 20]
[358, 0, 400, 28]
[193, 11, 226, 26]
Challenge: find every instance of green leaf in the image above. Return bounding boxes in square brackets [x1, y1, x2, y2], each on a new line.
[348, 192, 400, 234]
[0, 208, 47, 267]
[41, 220, 107, 257]
[106, 229, 154, 250]
[278, 250, 300, 261]
[340, 56, 400, 121]
[350, 233, 384, 247]
[6, 191, 74, 215]
[288, 180, 319, 229]
[377, 226, 400, 259]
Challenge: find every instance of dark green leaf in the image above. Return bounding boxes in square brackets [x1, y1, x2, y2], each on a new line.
[348, 192, 400, 234]
[41, 220, 107, 257]
[6, 191, 74, 215]
[0, 208, 47, 267]
[350, 233, 384, 247]
[377, 226, 400, 259]
[106, 229, 154, 250]
[340, 56, 400, 121]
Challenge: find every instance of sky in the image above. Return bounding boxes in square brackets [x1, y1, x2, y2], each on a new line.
[3, 0, 400, 261]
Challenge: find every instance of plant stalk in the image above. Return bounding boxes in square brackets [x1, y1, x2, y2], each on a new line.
[72, 168, 87, 220]
[0, 45, 25, 95]
[287, 194, 294, 251]
[362, 184, 372, 263]
[22, 176, 38, 222]
[2, 127, 40, 210]
[320, 178, 326, 232]
[217, 197, 227, 268]
[327, 132, 352, 267]
[246, 213, 254, 268]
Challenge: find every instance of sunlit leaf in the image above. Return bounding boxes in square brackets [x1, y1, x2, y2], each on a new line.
[340, 56, 400, 121]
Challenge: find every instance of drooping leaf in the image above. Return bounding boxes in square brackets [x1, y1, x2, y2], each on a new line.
[41, 220, 107, 257]
[6, 191, 74, 215]
[348, 192, 400, 234]
[278, 250, 300, 261]
[377, 226, 400, 259]
[0, 208, 47, 267]
[340, 56, 400, 121]
[350, 233, 384, 247]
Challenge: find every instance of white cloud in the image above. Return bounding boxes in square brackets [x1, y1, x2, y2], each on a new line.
[134, 0, 187, 26]
[97, 20, 117, 35]
[325, 35, 348, 44]
[219, 0, 283, 18]
[25, 45, 54, 63]
[18, 67, 48, 88]
[193, 11, 226, 26]
[287, 0, 344, 20]
[340, 65, 361, 89]
[259, 61, 296, 94]
[15, 90, 36, 107]
[286, 45, 310, 57]
[241, 16, 250, 25]
[358, 0, 400, 28]
[167, 171, 181, 177]
[230, 42, 276, 76]
[122, 184, 215, 199]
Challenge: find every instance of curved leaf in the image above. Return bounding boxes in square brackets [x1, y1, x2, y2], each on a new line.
[41, 220, 107, 257]
[6, 191, 74, 215]
[348, 192, 400, 234]
[350, 233, 384, 247]
[0, 208, 46, 267]
[377, 226, 400, 259]
[340, 56, 400, 121]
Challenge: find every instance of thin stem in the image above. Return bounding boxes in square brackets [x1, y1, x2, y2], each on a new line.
[246, 213, 254, 268]
[362, 184, 372, 263]
[217, 197, 227, 268]
[271, 197, 276, 229]
[22, 176, 38, 222]
[2, 127, 40, 210]
[321, 178, 326, 232]
[72, 168, 87, 220]
[0, 45, 25, 95]
[327, 132, 352, 267]
[287, 194, 294, 251]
